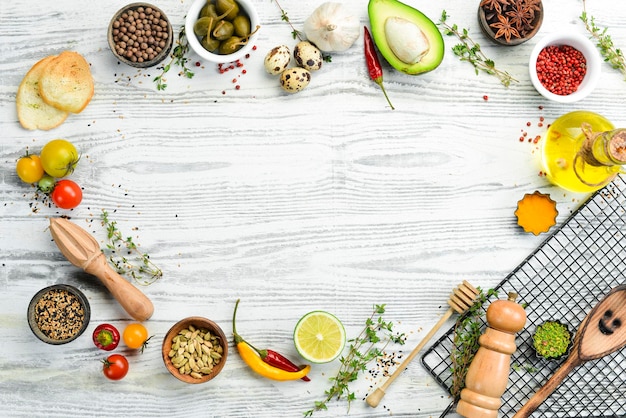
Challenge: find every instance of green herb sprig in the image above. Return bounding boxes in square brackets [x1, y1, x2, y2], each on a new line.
[438, 10, 518, 87]
[580, 0, 626, 81]
[272, 0, 331, 62]
[154, 25, 195, 91]
[450, 287, 498, 398]
[101, 209, 163, 285]
[272, 0, 303, 41]
[304, 304, 406, 416]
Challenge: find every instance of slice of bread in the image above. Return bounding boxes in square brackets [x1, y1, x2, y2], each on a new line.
[39, 51, 94, 114]
[16, 55, 69, 131]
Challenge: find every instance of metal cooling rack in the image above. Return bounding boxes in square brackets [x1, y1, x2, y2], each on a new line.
[421, 175, 626, 418]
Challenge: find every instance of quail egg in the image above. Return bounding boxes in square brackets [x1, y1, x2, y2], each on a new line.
[264, 45, 291, 75]
[280, 67, 311, 93]
[294, 41, 323, 71]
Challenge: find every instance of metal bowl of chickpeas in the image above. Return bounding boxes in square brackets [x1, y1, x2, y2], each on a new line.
[185, 0, 260, 64]
[108, 2, 173, 68]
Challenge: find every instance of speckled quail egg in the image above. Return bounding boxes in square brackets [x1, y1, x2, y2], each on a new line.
[280, 67, 312, 93]
[293, 41, 323, 71]
[264, 45, 291, 75]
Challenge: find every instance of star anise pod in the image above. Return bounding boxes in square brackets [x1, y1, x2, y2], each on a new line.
[480, 0, 509, 14]
[490, 14, 521, 42]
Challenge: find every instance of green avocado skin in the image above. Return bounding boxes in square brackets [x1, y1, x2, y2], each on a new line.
[368, 0, 444, 75]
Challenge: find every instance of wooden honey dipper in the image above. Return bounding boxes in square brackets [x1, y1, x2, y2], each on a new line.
[366, 280, 480, 408]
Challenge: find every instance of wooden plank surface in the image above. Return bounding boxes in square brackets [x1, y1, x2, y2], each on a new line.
[1, 0, 625, 416]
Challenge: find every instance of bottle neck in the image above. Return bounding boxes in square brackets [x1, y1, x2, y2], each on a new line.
[581, 123, 626, 167]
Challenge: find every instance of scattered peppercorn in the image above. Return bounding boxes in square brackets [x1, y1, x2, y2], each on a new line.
[536, 45, 587, 95]
[483, 95, 488, 101]
[111, 6, 170, 64]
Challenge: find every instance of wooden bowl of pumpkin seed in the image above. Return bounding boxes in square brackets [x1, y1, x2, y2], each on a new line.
[162, 316, 228, 383]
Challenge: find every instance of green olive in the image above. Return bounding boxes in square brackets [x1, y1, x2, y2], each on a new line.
[232, 15, 250, 38]
[194, 17, 215, 37]
[219, 36, 244, 55]
[200, 3, 217, 18]
[215, 0, 239, 21]
[201, 35, 220, 52]
[212, 20, 234, 41]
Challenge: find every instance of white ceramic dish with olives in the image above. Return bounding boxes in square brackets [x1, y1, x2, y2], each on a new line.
[185, 0, 260, 64]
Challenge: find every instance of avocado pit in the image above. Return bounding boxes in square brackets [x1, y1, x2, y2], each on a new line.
[384, 16, 429, 64]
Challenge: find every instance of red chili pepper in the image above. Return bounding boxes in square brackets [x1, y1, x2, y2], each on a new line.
[364, 26, 394, 110]
[93, 323, 120, 351]
[233, 299, 310, 381]
[259, 348, 311, 381]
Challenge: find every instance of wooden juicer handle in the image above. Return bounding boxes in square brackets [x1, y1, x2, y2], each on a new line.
[49, 217, 154, 321]
[456, 292, 527, 418]
[83, 252, 154, 321]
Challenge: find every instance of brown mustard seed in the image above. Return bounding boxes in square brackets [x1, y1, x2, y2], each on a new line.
[112, 6, 169, 63]
[34, 288, 85, 340]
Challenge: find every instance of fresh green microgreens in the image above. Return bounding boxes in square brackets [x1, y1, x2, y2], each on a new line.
[154, 25, 195, 91]
[580, 0, 626, 81]
[304, 304, 406, 416]
[450, 287, 498, 398]
[438, 10, 518, 87]
[100, 209, 163, 285]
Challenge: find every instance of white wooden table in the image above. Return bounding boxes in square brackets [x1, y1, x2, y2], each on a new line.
[1, 0, 624, 416]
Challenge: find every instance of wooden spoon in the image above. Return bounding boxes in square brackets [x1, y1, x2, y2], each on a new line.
[49, 217, 154, 321]
[513, 284, 626, 418]
[366, 280, 480, 408]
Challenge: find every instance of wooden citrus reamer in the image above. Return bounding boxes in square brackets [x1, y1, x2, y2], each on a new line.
[49, 217, 154, 321]
[366, 280, 480, 408]
[514, 284, 626, 418]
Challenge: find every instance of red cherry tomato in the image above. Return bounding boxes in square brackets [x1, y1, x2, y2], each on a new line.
[92, 324, 120, 351]
[102, 354, 129, 380]
[50, 179, 82, 209]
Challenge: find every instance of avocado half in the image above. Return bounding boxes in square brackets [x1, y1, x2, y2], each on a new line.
[368, 0, 444, 75]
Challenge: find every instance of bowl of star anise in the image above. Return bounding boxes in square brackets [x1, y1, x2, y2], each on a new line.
[478, 0, 543, 46]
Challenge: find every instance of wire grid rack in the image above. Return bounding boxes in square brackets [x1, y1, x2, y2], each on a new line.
[421, 175, 626, 418]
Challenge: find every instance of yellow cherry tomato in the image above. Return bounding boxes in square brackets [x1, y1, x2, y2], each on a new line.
[123, 323, 151, 351]
[16, 154, 44, 183]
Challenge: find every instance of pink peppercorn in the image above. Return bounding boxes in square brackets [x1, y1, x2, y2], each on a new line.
[536, 45, 587, 96]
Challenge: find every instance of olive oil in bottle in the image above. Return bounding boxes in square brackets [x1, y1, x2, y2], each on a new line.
[541, 111, 626, 193]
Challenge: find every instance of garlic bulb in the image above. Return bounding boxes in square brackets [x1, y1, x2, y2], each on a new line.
[303, 2, 360, 53]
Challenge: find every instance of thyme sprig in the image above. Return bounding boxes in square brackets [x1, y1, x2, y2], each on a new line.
[271, 0, 331, 63]
[154, 25, 195, 90]
[580, 0, 626, 81]
[438, 10, 518, 87]
[304, 304, 406, 416]
[450, 287, 498, 398]
[100, 210, 163, 286]
[272, 0, 303, 41]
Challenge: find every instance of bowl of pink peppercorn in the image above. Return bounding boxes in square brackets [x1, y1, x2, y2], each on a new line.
[529, 32, 601, 103]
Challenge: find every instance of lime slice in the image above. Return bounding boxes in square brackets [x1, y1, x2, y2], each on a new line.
[293, 311, 346, 363]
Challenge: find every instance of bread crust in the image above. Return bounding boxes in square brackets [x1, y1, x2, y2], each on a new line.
[16, 55, 69, 131]
[39, 51, 94, 114]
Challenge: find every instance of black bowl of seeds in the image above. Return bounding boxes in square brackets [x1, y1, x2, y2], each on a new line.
[28, 284, 90, 345]
[108, 3, 173, 68]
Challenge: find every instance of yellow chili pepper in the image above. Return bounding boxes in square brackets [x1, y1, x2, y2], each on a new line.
[233, 298, 311, 381]
[236, 340, 311, 381]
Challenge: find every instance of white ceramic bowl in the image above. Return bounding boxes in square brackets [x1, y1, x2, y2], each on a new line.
[185, 0, 260, 64]
[529, 32, 601, 103]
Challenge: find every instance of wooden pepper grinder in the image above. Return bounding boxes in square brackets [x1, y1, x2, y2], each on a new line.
[456, 292, 526, 418]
